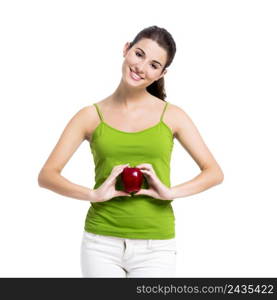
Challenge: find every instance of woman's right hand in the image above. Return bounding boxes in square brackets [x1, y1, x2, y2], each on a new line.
[92, 164, 131, 203]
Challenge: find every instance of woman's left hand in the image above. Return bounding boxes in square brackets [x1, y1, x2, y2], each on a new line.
[134, 163, 173, 200]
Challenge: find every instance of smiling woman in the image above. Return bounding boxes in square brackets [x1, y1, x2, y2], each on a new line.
[38, 25, 223, 279]
[120, 27, 176, 101]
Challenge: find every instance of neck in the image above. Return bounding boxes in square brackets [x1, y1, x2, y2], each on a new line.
[110, 78, 151, 109]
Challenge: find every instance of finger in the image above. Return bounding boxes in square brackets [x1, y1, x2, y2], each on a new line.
[114, 163, 130, 170]
[119, 164, 130, 173]
[114, 164, 129, 174]
[136, 163, 151, 168]
[109, 164, 129, 182]
[120, 164, 129, 169]
[136, 164, 153, 171]
[141, 170, 155, 179]
[137, 166, 148, 170]
[135, 189, 150, 196]
[140, 169, 151, 176]
[115, 191, 131, 197]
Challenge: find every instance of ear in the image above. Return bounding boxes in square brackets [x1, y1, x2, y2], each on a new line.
[123, 42, 131, 57]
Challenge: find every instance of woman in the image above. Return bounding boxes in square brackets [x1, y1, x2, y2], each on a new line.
[38, 25, 224, 278]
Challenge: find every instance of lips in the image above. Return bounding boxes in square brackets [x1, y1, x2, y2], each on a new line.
[129, 67, 144, 80]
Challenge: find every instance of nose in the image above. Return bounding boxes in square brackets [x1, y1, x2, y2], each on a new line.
[132, 67, 144, 78]
[133, 62, 147, 75]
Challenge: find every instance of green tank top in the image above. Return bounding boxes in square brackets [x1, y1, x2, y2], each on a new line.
[84, 101, 175, 239]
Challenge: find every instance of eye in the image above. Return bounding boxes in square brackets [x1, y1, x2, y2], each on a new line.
[135, 51, 158, 69]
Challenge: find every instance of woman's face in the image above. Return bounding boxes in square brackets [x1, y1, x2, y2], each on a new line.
[122, 38, 168, 89]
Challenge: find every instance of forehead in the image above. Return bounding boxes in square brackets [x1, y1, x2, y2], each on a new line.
[134, 38, 167, 64]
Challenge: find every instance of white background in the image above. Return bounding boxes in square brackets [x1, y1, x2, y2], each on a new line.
[0, 0, 276, 277]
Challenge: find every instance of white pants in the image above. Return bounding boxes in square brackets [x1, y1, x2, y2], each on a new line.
[80, 231, 177, 278]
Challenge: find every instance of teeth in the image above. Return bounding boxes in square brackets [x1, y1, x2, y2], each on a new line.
[131, 70, 141, 80]
[132, 72, 140, 79]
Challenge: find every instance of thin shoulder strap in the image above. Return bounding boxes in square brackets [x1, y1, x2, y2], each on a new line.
[160, 102, 169, 121]
[93, 103, 104, 122]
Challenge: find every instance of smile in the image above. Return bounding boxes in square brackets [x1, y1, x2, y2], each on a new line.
[129, 68, 144, 81]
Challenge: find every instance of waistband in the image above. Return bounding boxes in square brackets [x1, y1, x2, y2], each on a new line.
[83, 231, 176, 249]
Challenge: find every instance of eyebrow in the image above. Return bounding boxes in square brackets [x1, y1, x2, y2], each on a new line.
[136, 47, 163, 67]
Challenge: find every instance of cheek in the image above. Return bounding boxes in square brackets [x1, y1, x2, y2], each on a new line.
[125, 53, 138, 65]
[143, 70, 159, 82]
[148, 70, 159, 80]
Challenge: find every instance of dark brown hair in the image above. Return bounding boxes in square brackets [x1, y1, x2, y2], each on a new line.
[127, 25, 176, 101]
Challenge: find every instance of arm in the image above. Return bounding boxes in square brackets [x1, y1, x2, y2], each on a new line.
[170, 105, 224, 199]
[37, 106, 98, 202]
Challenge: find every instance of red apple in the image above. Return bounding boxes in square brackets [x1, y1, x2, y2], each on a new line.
[121, 167, 143, 194]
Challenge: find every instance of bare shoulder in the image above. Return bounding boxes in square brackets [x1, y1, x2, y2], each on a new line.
[168, 103, 224, 175]
[164, 102, 191, 138]
[167, 103, 192, 130]
[81, 104, 102, 141]
[64, 105, 94, 135]
[167, 102, 188, 116]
